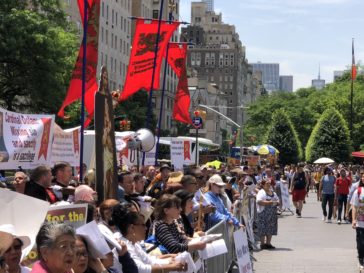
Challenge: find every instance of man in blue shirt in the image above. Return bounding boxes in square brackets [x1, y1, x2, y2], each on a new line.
[204, 174, 244, 230]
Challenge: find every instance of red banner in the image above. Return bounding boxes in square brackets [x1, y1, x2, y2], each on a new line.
[38, 118, 52, 160]
[352, 39, 357, 80]
[73, 129, 80, 154]
[167, 43, 192, 124]
[119, 19, 180, 101]
[58, 0, 100, 126]
[184, 140, 191, 160]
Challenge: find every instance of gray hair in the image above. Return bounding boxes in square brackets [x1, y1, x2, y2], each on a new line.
[36, 222, 75, 259]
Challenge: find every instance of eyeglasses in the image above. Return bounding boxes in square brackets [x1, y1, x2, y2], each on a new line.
[76, 251, 89, 259]
[0, 256, 6, 269]
[54, 243, 75, 254]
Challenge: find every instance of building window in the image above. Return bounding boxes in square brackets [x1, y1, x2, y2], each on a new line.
[111, 33, 114, 48]
[127, 43, 129, 55]
[105, 30, 108, 45]
[196, 53, 201, 66]
[191, 52, 196, 66]
[153, 10, 159, 19]
[120, 39, 122, 52]
[120, 16, 123, 30]
[101, 27, 104, 42]
[115, 35, 117, 50]
[116, 12, 118, 26]
[106, 5, 109, 20]
[112, 9, 114, 25]
[101, 52, 103, 65]
[205, 52, 210, 66]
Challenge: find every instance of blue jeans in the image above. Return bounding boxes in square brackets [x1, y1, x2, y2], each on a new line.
[321, 194, 334, 219]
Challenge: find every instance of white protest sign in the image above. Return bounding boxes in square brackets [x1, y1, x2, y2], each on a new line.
[170, 138, 195, 170]
[77, 221, 111, 259]
[0, 190, 50, 259]
[234, 228, 253, 273]
[198, 238, 227, 260]
[280, 182, 291, 209]
[0, 107, 54, 169]
[51, 125, 80, 166]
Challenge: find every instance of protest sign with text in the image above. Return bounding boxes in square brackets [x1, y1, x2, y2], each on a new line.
[280, 181, 291, 209]
[51, 125, 80, 166]
[0, 107, 54, 169]
[234, 228, 253, 273]
[170, 138, 195, 170]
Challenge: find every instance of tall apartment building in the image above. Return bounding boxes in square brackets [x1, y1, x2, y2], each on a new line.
[279, 75, 293, 92]
[201, 0, 214, 12]
[251, 63, 280, 92]
[62, 0, 132, 91]
[182, 2, 247, 125]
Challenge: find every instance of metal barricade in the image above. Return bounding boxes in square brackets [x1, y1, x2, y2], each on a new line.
[204, 220, 236, 273]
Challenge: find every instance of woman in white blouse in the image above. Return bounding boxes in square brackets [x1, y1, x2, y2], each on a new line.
[112, 203, 186, 273]
[256, 179, 280, 250]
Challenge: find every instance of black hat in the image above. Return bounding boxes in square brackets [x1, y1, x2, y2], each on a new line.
[160, 164, 171, 171]
[174, 189, 194, 203]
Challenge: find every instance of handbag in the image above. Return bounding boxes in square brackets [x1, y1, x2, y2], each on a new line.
[145, 222, 169, 254]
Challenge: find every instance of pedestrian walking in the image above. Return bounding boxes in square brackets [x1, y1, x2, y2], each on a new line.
[289, 163, 307, 218]
[335, 168, 351, 224]
[319, 167, 336, 223]
[351, 173, 364, 270]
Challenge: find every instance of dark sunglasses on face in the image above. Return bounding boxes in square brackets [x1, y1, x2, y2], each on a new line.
[0, 256, 6, 269]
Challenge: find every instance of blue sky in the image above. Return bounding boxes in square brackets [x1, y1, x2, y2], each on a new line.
[179, 0, 364, 91]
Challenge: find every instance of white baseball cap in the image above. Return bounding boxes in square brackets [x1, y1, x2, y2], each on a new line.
[0, 224, 31, 250]
[208, 174, 225, 187]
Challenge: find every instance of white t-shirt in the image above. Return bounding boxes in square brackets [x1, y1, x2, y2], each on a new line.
[350, 186, 364, 228]
[123, 239, 169, 273]
[256, 189, 279, 213]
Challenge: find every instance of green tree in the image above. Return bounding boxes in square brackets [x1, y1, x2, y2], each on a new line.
[305, 108, 352, 162]
[0, 0, 78, 114]
[265, 109, 303, 165]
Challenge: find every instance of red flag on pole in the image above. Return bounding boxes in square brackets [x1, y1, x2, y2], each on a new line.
[352, 39, 357, 80]
[58, 0, 100, 126]
[119, 19, 180, 101]
[167, 43, 193, 124]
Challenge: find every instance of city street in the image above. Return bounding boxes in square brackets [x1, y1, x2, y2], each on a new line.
[253, 194, 358, 273]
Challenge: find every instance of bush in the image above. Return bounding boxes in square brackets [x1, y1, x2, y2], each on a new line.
[265, 109, 303, 165]
[305, 108, 351, 162]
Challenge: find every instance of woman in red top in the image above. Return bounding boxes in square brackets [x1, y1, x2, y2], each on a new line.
[335, 169, 351, 224]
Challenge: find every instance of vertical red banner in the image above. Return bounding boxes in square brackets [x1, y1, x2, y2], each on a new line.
[119, 19, 180, 101]
[58, 0, 100, 126]
[184, 140, 191, 160]
[38, 118, 52, 160]
[167, 43, 193, 124]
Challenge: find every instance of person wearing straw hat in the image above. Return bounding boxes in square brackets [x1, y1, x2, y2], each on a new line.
[0, 231, 13, 273]
[0, 225, 31, 273]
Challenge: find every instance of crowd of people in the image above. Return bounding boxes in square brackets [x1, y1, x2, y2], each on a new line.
[0, 160, 364, 272]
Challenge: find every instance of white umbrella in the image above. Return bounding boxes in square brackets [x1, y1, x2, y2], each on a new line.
[314, 157, 335, 164]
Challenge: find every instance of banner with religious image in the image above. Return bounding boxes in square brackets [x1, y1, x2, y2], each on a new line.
[0, 107, 54, 169]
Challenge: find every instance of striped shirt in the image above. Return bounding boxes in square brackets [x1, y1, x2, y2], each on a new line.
[154, 220, 189, 253]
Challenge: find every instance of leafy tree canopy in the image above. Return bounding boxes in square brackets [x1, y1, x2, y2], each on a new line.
[244, 69, 364, 152]
[305, 108, 352, 163]
[0, 0, 78, 114]
[265, 109, 303, 165]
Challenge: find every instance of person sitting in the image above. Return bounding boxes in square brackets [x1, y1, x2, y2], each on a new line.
[204, 175, 243, 230]
[0, 225, 31, 273]
[152, 194, 206, 254]
[31, 222, 76, 273]
[112, 203, 187, 273]
[146, 165, 171, 199]
[74, 185, 98, 205]
[73, 235, 137, 273]
[174, 190, 195, 238]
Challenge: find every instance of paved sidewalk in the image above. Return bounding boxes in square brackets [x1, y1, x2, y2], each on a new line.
[253, 193, 358, 273]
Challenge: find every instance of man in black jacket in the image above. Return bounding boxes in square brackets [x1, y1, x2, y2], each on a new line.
[24, 165, 57, 203]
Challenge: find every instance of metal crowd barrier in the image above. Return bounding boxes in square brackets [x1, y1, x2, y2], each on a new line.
[204, 220, 236, 273]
